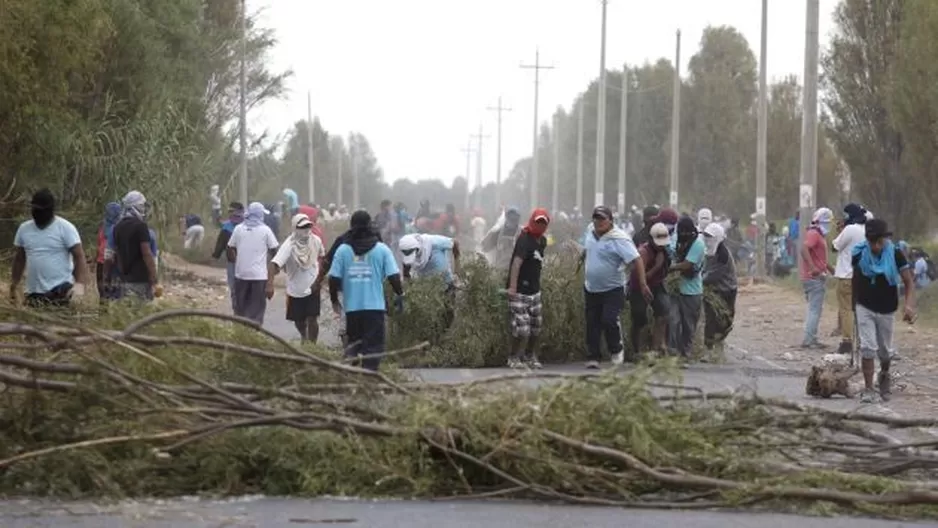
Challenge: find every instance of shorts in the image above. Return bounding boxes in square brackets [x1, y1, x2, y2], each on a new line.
[628, 283, 670, 328]
[509, 291, 543, 338]
[286, 293, 321, 321]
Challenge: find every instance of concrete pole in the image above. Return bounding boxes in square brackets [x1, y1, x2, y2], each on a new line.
[473, 124, 488, 210]
[576, 101, 584, 216]
[551, 114, 560, 214]
[594, 0, 609, 207]
[487, 97, 511, 210]
[799, 0, 820, 244]
[461, 139, 475, 213]
[755, 0, 769, 276]
[238, 0, 249, 205]
[306, 91, 315, 205]
[669, 29, 682, 209]
[336, 142, 343, 206]
[617, 67, 628, 214]
[351, 137, 359, 209]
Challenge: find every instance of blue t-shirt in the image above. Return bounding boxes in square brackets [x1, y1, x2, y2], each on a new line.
[283, 189, 299, 212]
[583, 229, 640, 293]
[671, 237, 706, 296]
[14, 217, 82, 294]
[418, 235, 455, 284]
[329, 242, 400, 313]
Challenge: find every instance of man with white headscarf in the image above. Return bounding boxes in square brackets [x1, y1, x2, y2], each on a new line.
[702, 223, 737, 352]
[800, 207, 836, 348]
[209, 184, 222, 226]
[108, 191, 160, 301]
[227, 202, 279, 324]
[269, 213, 325, 342]
[696, 208, 713, 233]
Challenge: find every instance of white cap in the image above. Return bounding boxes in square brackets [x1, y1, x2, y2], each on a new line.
[649, 222, 671, 247]
[292, 213, 312, 229]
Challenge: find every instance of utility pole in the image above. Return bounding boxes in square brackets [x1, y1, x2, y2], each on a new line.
[487, 97, 512, 210]
[461, 139, 476, 213]
[576, 101, 584, 216]
[595, 0, 609, 207]
[350, 136, 359, 209]
[755, 0, 769, 276]
[306, 91, 315, 205]
[521, 49, 554, 210]
[551, 114, 560, 214]
[799, 0, 820, 244]
[669, 29, 682, 209]
[336, 141, 344, 206]
[470, 125, 489, 210]
[617, 67, 629, 214]
[238, 0, 248, 205]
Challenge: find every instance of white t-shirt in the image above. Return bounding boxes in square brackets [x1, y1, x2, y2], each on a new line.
[228, 223, 278, 280]
[271, 234, 325, 298]
[470, 217, 487, 244]
[832, 223, 865, 279]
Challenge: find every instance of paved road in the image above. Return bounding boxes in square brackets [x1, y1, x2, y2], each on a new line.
[0, 497, 931, 527]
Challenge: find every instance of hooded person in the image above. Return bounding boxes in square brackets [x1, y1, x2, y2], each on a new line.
[210, 184, 222, 226]
[226, 202, 279, 324]
[850, 219, 915, 403]
[632, 205, 661, 247]
[799, 206, 835, 349]
[702, 223, 738, 351]
[482, 206, 523, 270]
[667, 215, 707, 358]
[398, 231, 461, 287]
[106, 191, 161, 301]
[282, 188, 300, 215]
[831, 202, 869, 354]
[96, 202, 122, 301]
[328, 210, 404, 371]
[628, 222, 672, 361]
[696, 208, 713, 234]
[506, 209, 551, 369]
[269, 213, 326, 342]
[11, 189, 90, 307]
[580, 205, 650, 368]
[212, 202, 244, 309]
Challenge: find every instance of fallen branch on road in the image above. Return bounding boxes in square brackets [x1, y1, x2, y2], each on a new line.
[0, 307, 936, 518]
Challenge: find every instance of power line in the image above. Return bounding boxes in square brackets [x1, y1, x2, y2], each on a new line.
[520, 49, 555, 211]
[486, 97, 512, 210]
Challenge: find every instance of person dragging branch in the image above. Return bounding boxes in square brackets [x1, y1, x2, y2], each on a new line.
[850, 219, 915, 404]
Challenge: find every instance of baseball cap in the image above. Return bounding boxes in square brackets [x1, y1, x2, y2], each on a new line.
[649, 222, 670, 246]
[642, 205, 659, 220]
[292, 213, 312, 229]
[865, 218, 892, 240]
[655, 207, 679, 225]
[229, 201, 244, 211]
[592, 205, 613, 220]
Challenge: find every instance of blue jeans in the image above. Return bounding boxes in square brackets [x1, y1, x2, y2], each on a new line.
[226, 261, 236, 312]
[802, 277, 827, 345]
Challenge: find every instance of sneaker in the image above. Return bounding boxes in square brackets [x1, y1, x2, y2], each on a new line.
[585, 360, 600, 370]
[877, 371, 892, 398]
[611, 352, 624, 366]
[859, 389, 881, 404]
[507, 357, 525, 369]
[800, 341, 829, 350]
[890, 352, 903, 362]
[837, 341, 852, 355]
[526, 357, 543, 370]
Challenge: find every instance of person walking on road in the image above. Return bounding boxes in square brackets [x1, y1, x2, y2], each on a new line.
[628, 222, 671, 361]
[227, 202, 278, 324]
[851, 219, 915, 403]
[831, 203, 868, 354]
[96, 202, 122, 302]
[212, 202, 244, 310]
[269, 213, 325, 343]
[108, 191, 160, 302]
[702, 223, 738, 352]
[328, 210, 404, 371]
[800, 207, 835, 349]
[668, 216, 707, 359]
[506, 208, 550, 369]
[580, 205, 651, 369]
[11, 189, 90, 308]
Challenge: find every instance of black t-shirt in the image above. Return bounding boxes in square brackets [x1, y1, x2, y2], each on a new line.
[113, 217, 152, 283]
[633, 226, 650, 248]
[507, 231, 547, 295]
[852, 250, 907, 314]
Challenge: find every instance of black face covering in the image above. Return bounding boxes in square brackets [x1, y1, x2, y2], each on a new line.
[31, 207, 55, 228]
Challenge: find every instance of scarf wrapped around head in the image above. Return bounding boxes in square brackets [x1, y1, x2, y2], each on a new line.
[523, 208, 550, 238]
[103, 202, 121, 230]
[243, 202, 266, 227]
[852, 239, 900, 286]
[289, 214, 314, 270]
[121, 191, 148, 220]
[399, 233, 434, 270]
[843, 203, 867, 225]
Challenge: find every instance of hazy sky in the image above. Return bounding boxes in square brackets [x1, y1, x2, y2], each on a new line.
[251, 0, 838, 189]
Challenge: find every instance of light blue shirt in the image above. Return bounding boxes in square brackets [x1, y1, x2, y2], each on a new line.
[583, 228, 640, 293]
[914, 258, 931, 289]
[14, 217, 82, 294]
[329, 242, 400, 313]
[417, 235, 455, 284]
[283, 189, 299, 211]
[671, 237, 706, 296]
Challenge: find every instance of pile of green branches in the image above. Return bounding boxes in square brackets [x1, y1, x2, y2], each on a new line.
[0, 308, 937, 518]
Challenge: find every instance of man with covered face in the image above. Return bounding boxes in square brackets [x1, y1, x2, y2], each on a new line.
[851, 219, 915, 403]
[702, 223, 737, 351]
[108, 191, 160, 302]
[800, 207, 836, 349]
[482, 206, 523, 272]
[668, 216, 706, 358]
[506, 209, 550, 369]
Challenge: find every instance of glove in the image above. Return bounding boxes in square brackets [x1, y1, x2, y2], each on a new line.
[393, 294, 405, 314]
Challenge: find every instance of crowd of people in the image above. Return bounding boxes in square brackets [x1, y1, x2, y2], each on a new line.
[7, 184, 930, 403]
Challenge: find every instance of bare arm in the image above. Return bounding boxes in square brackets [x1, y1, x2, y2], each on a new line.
[226, 247, 237, 263]
[140, 242, 158, 285]
[901, 268, 915, 311]
[646, 250, 664, 277]
[10, 247, 26, 288]
[69, 245, 91, 285]
[507, 256, 523, 293]
[451, 240, 461, 275]
[633, 255, 649, 290]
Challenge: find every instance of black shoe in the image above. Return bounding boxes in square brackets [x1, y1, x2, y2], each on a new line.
[837, 341, 852, 355]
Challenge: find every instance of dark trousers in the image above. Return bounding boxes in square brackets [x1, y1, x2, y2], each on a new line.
[584, 287, 625, 361]
[345, 310, 386, 371]
[669, 294, 703, 357]
[233, 279, 268, 324]
[704, 289, 737, 348]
